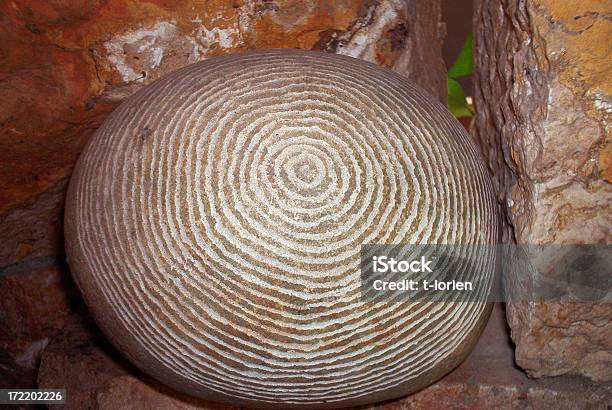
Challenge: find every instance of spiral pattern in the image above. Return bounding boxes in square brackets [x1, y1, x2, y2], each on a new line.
[65, 49, 499, 408]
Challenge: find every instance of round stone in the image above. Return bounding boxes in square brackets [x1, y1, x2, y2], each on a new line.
[65, 49, 499, 408]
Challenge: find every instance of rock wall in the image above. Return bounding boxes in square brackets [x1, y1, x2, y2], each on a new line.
[0, 0, 447, 389]
[473, 0, 611, 381]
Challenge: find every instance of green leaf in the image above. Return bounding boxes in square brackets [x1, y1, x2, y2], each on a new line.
[447, 78, 473, 118]
[447, 32, 473, 79]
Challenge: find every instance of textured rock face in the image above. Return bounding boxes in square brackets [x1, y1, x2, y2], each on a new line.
[0, 260, 76, 388]
[0, 177, 75, 386]
[0, 0, 446, 217]
[65, 50, 498, 408]
[0, 178, 68, 268]
[473, 0, 611, 381]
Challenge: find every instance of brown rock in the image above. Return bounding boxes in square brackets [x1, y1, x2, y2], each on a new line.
[0, 0, 446, 217]
[0, 260, 77, 388]
[0, 178, 68, 268]
[0, 176, 75, 388]
[472, 0, 611, 381]
[37, 314, 239, 410]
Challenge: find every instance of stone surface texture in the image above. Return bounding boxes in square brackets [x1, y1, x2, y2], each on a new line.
[0, 0, 447, 391]
[38, 305, 612, 409]
[64, 49, 497, 408]
[473, 0, 612, 381]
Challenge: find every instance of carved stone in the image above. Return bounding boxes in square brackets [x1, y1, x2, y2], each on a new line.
[65, 49, 498, 408]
